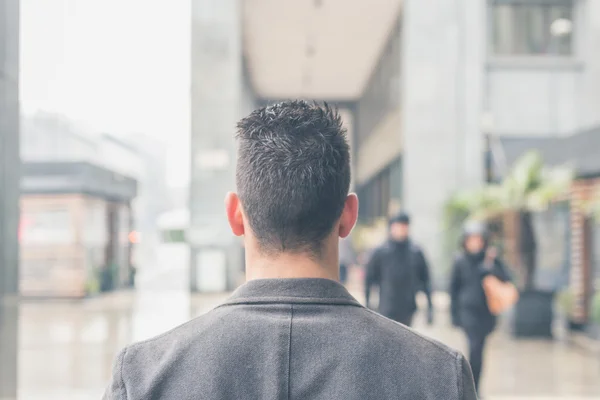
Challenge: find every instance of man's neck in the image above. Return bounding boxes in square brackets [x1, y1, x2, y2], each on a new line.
[245, 253, 339, 281]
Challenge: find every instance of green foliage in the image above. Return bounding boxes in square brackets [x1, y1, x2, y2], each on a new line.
[497, 151, 573, 212]
[503, 151, 543, 208]
[556, 288, 576, 318]
[443, 187, 496, 261]
[162, 229, 186, 243]
[445, 151, 574, 223]
[85, 268, 101, 295]
[591, 292, 600, 324]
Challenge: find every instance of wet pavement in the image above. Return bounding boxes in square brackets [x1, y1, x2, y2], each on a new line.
[1, 261, 599, 399]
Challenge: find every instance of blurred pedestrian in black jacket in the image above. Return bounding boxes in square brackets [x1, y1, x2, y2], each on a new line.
[450, 221, 511, 394]
[365, 213, 433, 327]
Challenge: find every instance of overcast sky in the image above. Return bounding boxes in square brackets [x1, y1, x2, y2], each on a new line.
[20, 0, 191, 187]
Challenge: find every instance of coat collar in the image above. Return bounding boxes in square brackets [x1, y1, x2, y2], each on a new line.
[222, 278, 362, 306]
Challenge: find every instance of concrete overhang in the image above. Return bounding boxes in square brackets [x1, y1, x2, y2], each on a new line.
[243, 0, 403, 100]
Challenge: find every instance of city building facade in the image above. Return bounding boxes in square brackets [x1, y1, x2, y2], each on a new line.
[190, 0, 600, 294]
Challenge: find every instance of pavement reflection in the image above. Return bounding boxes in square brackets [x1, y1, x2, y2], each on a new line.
[0, 302, 18, 400]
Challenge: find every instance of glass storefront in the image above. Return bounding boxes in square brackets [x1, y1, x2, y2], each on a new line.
[19, 197, 83, 297]
[357, 157, 402, 223]
[531, 203, 570, 291]
[19, 195, 133, 297]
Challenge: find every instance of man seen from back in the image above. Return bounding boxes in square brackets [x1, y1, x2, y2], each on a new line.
[103, 101, 477, 400]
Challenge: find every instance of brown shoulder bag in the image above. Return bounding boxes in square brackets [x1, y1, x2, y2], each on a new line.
[482, 275, 519, 316]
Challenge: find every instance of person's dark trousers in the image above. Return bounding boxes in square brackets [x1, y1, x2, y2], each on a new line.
[465, 329, 487, 393]
[339, 263, 348, 284]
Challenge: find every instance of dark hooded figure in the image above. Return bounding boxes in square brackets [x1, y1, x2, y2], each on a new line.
[365, 212, 433, 327]
[450, 221, 512, 394]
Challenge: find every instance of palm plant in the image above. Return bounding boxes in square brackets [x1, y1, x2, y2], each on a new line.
[443, 184, 504, 262]
[591, 292, 600, 325]
[446, 151, 573, 290]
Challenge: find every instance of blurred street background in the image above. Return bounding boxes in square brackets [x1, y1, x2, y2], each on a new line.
[1, 0, 600, 399]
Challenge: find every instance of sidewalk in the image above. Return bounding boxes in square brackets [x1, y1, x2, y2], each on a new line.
[14, 268, 600, 400]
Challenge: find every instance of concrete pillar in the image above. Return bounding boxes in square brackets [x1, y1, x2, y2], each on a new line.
[190, 0, 250, 291]
[0, 0, 20, 298]
[0, 1, 19, 397]
[401, 0, 485, 282]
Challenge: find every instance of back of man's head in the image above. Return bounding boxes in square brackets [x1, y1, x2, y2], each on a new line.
[234, 100, 352, 257]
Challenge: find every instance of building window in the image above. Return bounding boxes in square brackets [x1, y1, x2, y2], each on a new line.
[491, 0, 573, 56]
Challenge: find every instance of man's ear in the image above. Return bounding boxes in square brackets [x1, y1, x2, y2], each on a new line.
[338, 193, 358, 238]
[225, 192, 245, 236]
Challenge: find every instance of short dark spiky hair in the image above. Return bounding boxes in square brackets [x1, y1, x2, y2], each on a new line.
[235, 100, 351, 256]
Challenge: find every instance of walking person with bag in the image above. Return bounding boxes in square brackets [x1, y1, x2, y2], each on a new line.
[450, 221, 517, 395]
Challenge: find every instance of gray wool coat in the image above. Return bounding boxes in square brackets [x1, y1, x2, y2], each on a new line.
[103, 278, 477, 399]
